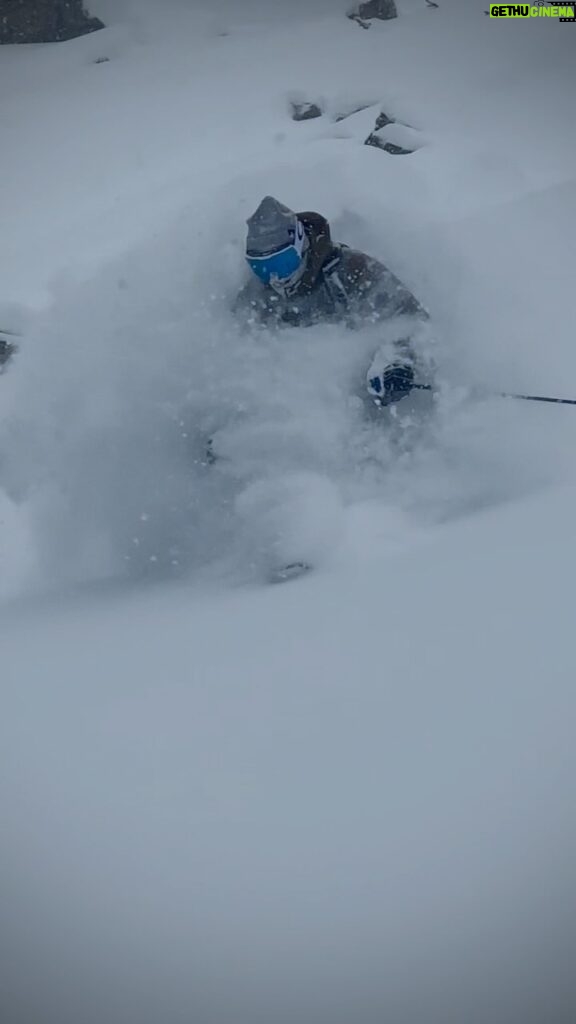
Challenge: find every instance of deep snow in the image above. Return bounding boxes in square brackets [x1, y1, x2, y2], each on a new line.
[1, 1, 576, 1022]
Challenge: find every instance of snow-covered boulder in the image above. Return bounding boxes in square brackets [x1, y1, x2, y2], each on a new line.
[0, 338, 16, 367]
[374, 109, 394, 130]
[291, 100, 323, 122]
[351, 0, 398, 22]
[0, 0, 104, 45]
[366, 122, 423, 155]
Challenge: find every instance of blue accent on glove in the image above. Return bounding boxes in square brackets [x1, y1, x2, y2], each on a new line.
[373, 362, 415, 407]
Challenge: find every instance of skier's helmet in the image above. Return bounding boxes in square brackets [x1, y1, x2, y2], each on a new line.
[246, 196, 308, 294]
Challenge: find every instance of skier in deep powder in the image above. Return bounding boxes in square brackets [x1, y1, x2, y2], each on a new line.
[236, 195, 430, 406]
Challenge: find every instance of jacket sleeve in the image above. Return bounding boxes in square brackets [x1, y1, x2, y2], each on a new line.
[340, 249, 432, 379]
[233, 276, 283, 329]
[341, 249, 428, 323]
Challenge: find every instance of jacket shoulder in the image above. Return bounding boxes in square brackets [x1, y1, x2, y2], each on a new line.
[338, 248, 384, 287]
[337, 248, 427, 318]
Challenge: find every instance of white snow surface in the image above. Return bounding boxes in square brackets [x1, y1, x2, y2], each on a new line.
[1, 2, 576, 1022]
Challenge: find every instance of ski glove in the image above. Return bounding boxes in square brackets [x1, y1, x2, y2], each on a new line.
[368, 361, 415, 407]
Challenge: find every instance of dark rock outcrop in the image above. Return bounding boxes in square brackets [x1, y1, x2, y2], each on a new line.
[374, 110, 394, 130]
[365, 109, 397, 148]
[0, 338, 16, 367]
[355, 0, 398, 21]
[291, 101, 323, 122]
[364, 108, 420, 154]
[365, 136, 414, 155]
[0, 1, 105, 45]
[334, 103, 372, 123]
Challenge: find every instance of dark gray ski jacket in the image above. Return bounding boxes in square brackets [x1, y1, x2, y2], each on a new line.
[235, 211, 427, 333]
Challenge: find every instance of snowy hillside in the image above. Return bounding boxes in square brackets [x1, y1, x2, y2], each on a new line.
[1, 2, 576, 1022]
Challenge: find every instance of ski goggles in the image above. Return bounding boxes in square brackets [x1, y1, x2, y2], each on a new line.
[246, 220, 307, 285]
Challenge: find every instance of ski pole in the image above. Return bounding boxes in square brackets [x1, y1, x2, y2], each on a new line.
[412, 384, 576, 407]
[501, 392, 576, 406]
[0, 329, 22, 337]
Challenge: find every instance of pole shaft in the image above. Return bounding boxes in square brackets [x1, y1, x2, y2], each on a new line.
[504, 392, 576, 406]
[412, 384, 576, 407]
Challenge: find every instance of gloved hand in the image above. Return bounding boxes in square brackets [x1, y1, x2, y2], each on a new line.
[367, 361, 415, 407]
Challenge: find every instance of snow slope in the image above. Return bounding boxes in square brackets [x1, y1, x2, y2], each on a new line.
[1, 2, 576, 1022]
[3, 487, 576, 1024]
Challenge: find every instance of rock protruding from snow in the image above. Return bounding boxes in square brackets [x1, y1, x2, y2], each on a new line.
[365, 119, 422, 155]
[374, 110, 394, 131]
[333, 103, 373, 124]
[349, 0, 398, 23]
[0, 338, 16, 368]
[0, 1, 104, 45]
[291, 101, 323, 122]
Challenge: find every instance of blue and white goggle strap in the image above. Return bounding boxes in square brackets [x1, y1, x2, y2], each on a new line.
[291, 218, 306, 257]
